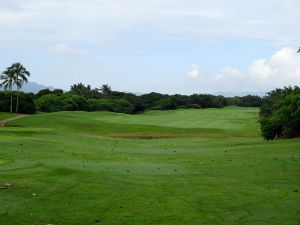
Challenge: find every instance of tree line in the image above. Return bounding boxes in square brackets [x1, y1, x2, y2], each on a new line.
[1, 84, 263, 116]
[31, 82, 263, 113]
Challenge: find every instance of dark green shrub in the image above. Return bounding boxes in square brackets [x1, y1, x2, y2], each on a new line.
[62, 94, 88, 111]
[36, 94, 87, 112]
[110, 99, 134, 114]
[35, 94, 64, 112]
[87, 99, 111, 111]
[152, 98, 177, 110]
[87, 99, 134, 114]
[35, 89, 52, 99]
[260, 117, 282, 140]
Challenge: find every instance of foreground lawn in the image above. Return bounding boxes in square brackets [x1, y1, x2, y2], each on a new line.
[0, 107, 299, 225]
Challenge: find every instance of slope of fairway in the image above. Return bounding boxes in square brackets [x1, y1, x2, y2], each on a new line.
[5, 106, 260, 138]
[0, 107, 299, 225]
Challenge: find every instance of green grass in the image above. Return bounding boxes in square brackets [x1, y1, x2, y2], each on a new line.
[0, 112, 16, 120]
[0, 107, 299, 225]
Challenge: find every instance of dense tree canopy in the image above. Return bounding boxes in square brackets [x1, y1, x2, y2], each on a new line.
[36, 94, 88, 112]
[259, 86, 300, 140]
[0, 91, 35, 114]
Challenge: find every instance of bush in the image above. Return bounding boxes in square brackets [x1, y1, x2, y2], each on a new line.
[87, 99, 134, 114]
[35, 94, 64, 112]
[275, 93, 300, 138]
[87, 99, 111, 111]
[239, 95, 262, 107]
[62, 94, 88, 111]
[35, 89, 64, 99]
[36, 94, 87, 112]
[260, 117, 282, 140]
[191, 94, 226, 108]
[152, 98, 177, 110]
[110, 99, 135, 114]
[140, 92, 166, 109]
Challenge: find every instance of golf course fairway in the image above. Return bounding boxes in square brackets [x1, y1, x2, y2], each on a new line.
[0, 107, 299, 225]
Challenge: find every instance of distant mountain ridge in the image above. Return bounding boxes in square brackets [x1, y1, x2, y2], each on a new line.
[0, 81, 55, 93]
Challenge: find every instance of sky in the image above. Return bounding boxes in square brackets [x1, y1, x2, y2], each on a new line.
[0, 0, 300, 95]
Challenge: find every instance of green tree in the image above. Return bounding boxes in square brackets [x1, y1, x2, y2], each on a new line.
[70, 83, 87, 96]
[52, 89, 64, 95]
[260, 87, 300, 139]
[152, 98, 177, 110]
[0, 67, 15, 113]
[35, 88, 52, 99]
[10, 63, 31, 113]
[70, 83, 92, 98]
[100, 84, 112, 96]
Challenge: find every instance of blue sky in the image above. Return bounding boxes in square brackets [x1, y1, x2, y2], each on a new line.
[0, 0, 300, 94]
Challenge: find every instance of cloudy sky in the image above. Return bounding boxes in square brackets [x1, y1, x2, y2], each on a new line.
[0, 0, 299, 94]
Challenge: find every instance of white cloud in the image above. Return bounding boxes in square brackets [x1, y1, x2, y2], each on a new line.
[0, 0, 299, 45]
[188, 47, 300, 93]
[249, 59, 272, 79]
[215, 66, 243, 81]
[164, 9, 225, 18]
[50, 43, 78, 55]
[270, 47, 300, 67]
[188, 64, 201, 78]
[248, 47, 300, 88]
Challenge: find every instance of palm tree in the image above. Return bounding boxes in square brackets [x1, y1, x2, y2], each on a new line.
[100, 84, 112, 96]
[1, 63, 30, 113]
[70, 82, 87, 96]
[10, 63, 30, 113]
[0, 68, 15, 113]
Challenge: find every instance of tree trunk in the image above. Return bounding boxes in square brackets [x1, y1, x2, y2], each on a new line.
[16, 87, 19, 113]
[10, 88, 13, 113]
